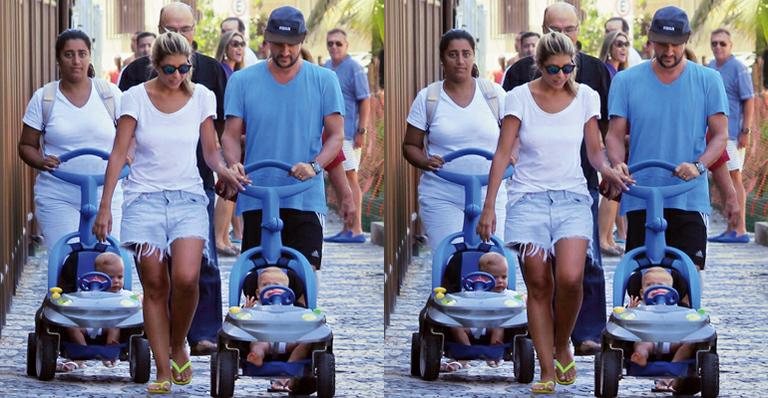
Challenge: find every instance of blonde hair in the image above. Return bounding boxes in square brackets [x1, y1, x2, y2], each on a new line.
[641, 267, 674, 294]
[94, 252, 124, 272]
[478, 252, 507, 273]
[599, 30, 629, 71]
[258, 267, 290, 287]
[150, 31, 194, 94]
[215, 30, 245, 71]
[535, 31, 578, 95]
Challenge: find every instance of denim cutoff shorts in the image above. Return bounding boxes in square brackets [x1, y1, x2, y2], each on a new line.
[504, 190, 593, 259]
[121, 190, 210, 260]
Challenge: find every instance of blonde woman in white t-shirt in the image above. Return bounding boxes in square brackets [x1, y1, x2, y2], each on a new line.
[93, 32, 246, 394]
[478, 32, 631, 394]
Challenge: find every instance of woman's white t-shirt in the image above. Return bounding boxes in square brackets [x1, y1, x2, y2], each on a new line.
[407, 80, 507, 203]
[504, 83, 600, 200]
[120, 83, 216, 199]
[22, 79, 123, 200]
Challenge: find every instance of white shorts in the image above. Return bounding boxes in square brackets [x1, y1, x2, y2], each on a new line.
[725, 139, 744, 171]
[341, 139, 361, 171]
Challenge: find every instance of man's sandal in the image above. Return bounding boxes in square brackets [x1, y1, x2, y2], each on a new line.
[147, 380, 172, 394]
[554, 359, 577, 385]
[531, 380, 556, 394]
[171, 359, 193, 385]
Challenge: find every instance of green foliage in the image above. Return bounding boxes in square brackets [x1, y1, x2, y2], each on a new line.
[578, 0, 607, 57]
[193, 0, 220, 57]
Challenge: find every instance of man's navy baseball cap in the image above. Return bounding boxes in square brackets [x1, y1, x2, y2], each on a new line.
[648, 6, 691, 45]
[264, 6, 307, 45]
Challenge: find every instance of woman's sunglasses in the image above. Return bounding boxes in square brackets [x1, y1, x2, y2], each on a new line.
[229, 41, 246, 48]
[160, 63, 192, 75]
[544, 64, 576, 75]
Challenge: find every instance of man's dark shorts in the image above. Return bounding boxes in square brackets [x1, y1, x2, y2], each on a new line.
[626, 209, 707, 269]
[242, 209, 323, 269]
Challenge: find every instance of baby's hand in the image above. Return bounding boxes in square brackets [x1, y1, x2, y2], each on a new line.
[628, 295, 641, 308]
[243, 295, 258, 308]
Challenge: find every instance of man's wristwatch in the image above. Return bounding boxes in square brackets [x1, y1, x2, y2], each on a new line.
[356, 127, 367, 135]
[692, 160, 706, 175]
[309, 160, 323, 175]
[741, 127, 752, 135]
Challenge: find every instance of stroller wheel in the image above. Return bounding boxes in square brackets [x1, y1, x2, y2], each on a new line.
[419, 333, 441, 381]
[410, 332, 421, 377]
[599, 349, 622, 398]
[513, 336, 534, 384]
[699, 352, 719, 398]
[315, 351, 335, 398]
[26, 333, 37, 377]
[129, 335, 151, 383]
[35, 333, 58, 381]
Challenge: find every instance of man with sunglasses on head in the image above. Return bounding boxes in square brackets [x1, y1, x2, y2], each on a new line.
[118, 1, 228, 357]
[604, 7, 728, 273]
[705, 28, 755, 244]
[220, 7, 344, 273]
[322, 28, 371, 244]
[502, 1, 611, 357]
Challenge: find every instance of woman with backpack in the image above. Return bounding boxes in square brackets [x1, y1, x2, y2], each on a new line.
[402, 29, 507, 250]
[18, 29, 124, 247]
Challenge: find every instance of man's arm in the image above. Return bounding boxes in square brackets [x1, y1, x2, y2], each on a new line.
[354, 97, 371, 149]
[221, 116, 244, 168]
[699, 114, 728, 167]
[317, 113, 344, 167]
[739, 97, 755, 149]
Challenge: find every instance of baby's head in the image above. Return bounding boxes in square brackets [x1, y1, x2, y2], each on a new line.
[256, 267, 290, 301]
[94, 252, 124, 292]
[640, 267, 673, 297]
[478, 252, 509, 292]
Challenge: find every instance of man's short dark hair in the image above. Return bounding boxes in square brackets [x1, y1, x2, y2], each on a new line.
[136, 31, 156, 42]
[520, 31, 540, 42]
[221, 16, 246, 33]
[605, 16, 630, 34]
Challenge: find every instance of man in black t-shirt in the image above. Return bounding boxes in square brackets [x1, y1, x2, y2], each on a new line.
[502, 2, 611, 358]
[118, 1, 227, 357]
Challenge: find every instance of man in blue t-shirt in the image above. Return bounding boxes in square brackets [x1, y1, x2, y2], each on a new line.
[323, 28, 371, 244]
[706, 28, 755, 244]
[605, 6, 729, 270]
[221, 6, 344, 270]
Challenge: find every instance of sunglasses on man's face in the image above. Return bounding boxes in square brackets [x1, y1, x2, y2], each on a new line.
[160, 63, 192, 75]
[229, 41, 246, 48]
[327, 41, 344, 48]
[711, 41, 728, 48]
[544, 63, 576, 75]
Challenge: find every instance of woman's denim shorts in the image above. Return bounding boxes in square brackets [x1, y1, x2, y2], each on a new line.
[121, 190, 209, 261]
[504, 190, 593, 260]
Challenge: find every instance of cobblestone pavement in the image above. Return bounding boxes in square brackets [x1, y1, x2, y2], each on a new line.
[385, 214, 768, 397]
[0, 214, 384, 397]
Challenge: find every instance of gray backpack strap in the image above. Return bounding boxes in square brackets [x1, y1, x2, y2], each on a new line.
[40, 81, 59, 134]
[424, 81, 443, 133]
[92, 78, 117, 126]
[476, 78, 501, 126]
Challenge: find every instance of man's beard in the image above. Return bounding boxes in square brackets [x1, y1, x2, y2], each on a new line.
[655, 53, 683, 69]
[271, 53, 300, 69]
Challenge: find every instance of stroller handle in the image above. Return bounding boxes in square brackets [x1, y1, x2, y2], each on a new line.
[50, 148, 129, 186]
[625, 160, 700, 201]
[435, 148, 514, 186]
[241, 160, 316, 200]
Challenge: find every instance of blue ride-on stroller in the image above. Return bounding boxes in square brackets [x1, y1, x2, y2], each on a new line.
[210, 160, 334, 398]
[410, 148, 534, 382]
[26, 148, 149, 382]
[595, 160, 719, 398]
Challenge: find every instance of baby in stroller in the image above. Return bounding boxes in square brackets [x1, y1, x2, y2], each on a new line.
[242, 266, 311, 392]
[61, 252, 126, 370]
[628, 266, 695, 392]
[446, 252, 510, 370]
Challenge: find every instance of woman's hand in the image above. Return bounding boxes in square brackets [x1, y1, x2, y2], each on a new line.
[217, 163, 249, 200]
[422, 154, 444, 171]
[600, 162, 633, 200]
[476, 207, 497, 242]
[92, 208, 112, 242]
[40, 154, 61, 171]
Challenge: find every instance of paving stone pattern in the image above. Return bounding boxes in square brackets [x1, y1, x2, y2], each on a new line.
[384, 214, 768, 397]
[0, 214, 384, 397]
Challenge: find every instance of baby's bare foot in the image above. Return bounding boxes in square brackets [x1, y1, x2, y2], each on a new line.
[630, 351, 648, 366]
[246, 351, 264, 366]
